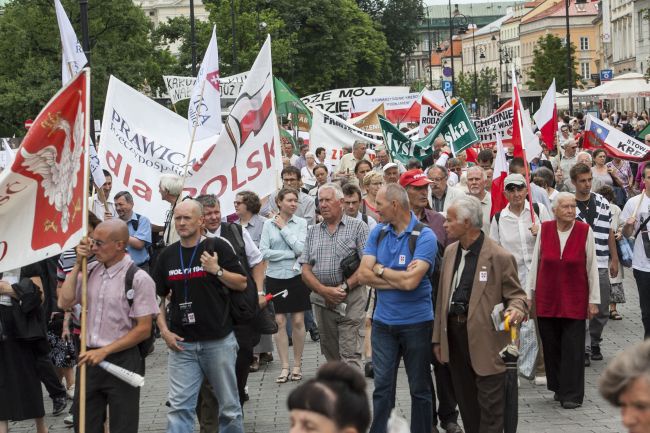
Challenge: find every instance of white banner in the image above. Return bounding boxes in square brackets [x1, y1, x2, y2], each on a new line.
[472, 101, 514, 148]
[350, 93, 419, 118]
[99, 76, 214, 225]
[309, 107, 382, 166]
[164, 71, 249, 104]
[0, 138, 15, 170]
[418, 97, 445, 138]
[301, 86, 409, 117]
[184, 36, 282, 216]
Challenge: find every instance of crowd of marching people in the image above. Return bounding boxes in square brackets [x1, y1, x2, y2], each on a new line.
[1, 109, 650, 433]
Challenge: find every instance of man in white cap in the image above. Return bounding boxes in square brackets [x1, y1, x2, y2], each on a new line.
[383, 162, 400, 184]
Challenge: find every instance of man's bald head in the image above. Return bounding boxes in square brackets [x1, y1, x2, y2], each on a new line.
[175, 199, 203, 218]
[97, 219, 129, 243]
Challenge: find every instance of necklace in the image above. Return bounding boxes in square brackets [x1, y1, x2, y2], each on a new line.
[576, 197, 591, 212]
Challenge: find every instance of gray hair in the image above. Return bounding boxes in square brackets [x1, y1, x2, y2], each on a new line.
[466, 166, 485, 180]
[533, 167, 554, 187]
[450, 195, 483, 229]
[427, 164, 448, 178]
[114, 190, 134, 204]
[195, 194, 219, 209]
[319, 182, 344, 200]
[383, 183, 410, 210]
[159, 173, 184, 196]
[599, 340, 650, 406]
[576, 151, 592, 165]
[552, 191, 575, 210]
[353, 141, 368, 151]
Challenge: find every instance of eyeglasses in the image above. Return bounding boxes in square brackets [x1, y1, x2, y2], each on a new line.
[89, 238, 114, 247]
[233, 201, 243, 206]
[282, 178, 299, 183]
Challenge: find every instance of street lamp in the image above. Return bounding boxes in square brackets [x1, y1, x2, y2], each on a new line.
[565, 0, 587, 115]
[447, 1, 468, 97]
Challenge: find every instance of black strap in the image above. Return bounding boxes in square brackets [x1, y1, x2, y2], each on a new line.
[130, 213, 142, 232]
[376, 222, 426, 257]
[635, 213, 650, 239]
[124, 263, 140, 307]
[362, 213, 368, 224]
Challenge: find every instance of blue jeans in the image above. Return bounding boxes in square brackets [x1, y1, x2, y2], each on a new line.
[166, 332, 243, 433]
[369, 320, 433, 433]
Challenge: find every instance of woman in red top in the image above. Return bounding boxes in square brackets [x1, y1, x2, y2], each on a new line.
[527, 192, 600, 410]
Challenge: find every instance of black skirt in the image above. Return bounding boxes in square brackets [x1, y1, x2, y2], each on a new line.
[265, 275, 312, 314]
[0, 306, 45, 421]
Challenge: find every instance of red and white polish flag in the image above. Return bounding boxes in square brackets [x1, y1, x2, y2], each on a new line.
[490, 133, 509, 218]
[0, 70, 89, 273]
[533, 79, 557, 151]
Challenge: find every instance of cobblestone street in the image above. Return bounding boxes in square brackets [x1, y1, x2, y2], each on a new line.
[12, 271, 642, 433]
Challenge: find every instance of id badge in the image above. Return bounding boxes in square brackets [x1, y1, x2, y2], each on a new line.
[179, 302, 196, 326]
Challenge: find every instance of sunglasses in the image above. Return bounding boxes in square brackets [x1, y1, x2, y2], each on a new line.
[505, 184, 526, 192]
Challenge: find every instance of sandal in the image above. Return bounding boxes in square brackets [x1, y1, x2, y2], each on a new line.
[610, 310, 623, 320]
[290, 367, 303, 382]
[276, 368, 289, 383]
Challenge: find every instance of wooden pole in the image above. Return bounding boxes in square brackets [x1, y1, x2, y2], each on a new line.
[79, 67, 92, 433]
[512, 69, 536, 223]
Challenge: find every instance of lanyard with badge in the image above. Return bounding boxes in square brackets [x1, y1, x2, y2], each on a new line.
[178, 242, 200, 326]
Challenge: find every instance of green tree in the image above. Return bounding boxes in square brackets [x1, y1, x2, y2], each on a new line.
[378, 0, 424, 84]
[526, 34, 577, 91]
[0, 0, 176, 136]
[454, 68, 497, 114]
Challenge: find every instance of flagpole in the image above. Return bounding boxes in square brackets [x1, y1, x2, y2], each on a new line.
[181, 80, 207, 183]
[512, 70, 536, 223]
[78, 68, 92, 433]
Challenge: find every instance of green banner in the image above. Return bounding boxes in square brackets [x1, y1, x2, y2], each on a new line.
[273, 77, 312, 131]
[379, 115, 434, 164]
[637, 122, 650, 141]
[427, 100, 480, 155]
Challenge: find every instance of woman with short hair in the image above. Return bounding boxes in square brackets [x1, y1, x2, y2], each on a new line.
[362, 171, 384, 222]
[288, 362, 370, 433]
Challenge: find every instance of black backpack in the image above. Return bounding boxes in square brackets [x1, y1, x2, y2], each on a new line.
[216, 223, 260, 325]
[375, 222, 444, 308]
[88, 262, 155, 358]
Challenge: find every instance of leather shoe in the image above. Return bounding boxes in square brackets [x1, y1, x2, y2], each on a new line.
[561, 401, 581, 409]
[309, 327, 320, 342]
[53, 396, 67, 416]
[259, 352, 274, 363]
[364, 361, 374, 378]
[591, 345, 603, 361]
[442, 421, 464, 433]
[554, 392, 560, 402]
[249, 357, 260, 372]
[584, 353, 591, 366]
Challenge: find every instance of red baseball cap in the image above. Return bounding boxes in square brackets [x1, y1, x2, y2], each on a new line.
[399, 169, 432, 187]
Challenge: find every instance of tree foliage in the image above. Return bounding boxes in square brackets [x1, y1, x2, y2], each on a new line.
[526, 34, 577, 91]
[0, 0, 175, 136]
[455, 68, 498, 115]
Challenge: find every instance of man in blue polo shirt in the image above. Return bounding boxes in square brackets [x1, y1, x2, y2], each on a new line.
[359, 183, 438, 433]
[115, 191, 152, 272]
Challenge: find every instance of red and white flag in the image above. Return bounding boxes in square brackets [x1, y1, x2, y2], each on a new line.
[188, 25, 223, 141]
[533, 79, 557, 150]
[490, 133, 509, 218]
[510, 70, 525, 160]
[185, 36, 282, 216]
[0, 70, 89, 273]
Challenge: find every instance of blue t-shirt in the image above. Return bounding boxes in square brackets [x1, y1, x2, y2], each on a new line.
[364, 212, 437, 325]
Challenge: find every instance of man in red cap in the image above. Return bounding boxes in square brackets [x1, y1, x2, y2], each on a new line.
[400, 169, 462, 433]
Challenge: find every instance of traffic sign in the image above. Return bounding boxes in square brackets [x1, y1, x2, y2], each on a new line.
[600, 69, 613, 81]
[442, 80, 453, 93]
[24, 119, 34, 130]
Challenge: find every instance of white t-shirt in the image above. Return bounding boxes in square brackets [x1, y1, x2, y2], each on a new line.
[620, 193, 650, 272]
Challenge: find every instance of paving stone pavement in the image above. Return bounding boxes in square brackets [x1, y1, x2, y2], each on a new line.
[11, 271, 643, 433]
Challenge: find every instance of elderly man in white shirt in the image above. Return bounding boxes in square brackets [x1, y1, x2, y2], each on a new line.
[490, 173, 553, 385]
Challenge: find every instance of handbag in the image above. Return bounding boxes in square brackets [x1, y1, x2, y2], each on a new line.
[617, 237, 634, 268]
[254, 301, 278, 335]
[340, 252, 361, 280]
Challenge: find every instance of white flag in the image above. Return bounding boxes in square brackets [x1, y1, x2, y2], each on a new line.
[88, 143, 105, 188]
[54, 0, 87, 85]
[188, 25, 223, 140]
[185, 36, 281, 216]
[0, 138, 15, 170]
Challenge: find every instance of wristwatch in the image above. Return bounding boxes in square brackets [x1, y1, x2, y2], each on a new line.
[215, 267, 224, 277]
[374, 265, 385, 277]
[341, 281, 349, 292]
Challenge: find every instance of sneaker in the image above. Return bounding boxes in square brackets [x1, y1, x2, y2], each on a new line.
[584, 353, 591, 367]
[591, 345, 603, 361]
[534, 376, 547, 386]
[53, 396, 68, 416]
[364, 361, 374, 379]
[66, 384, 75, 400]
[288, 337, 293, 347]
[64, 414, 74, 426]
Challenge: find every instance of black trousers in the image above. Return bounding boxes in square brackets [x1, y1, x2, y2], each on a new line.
[73, 346, 143, 433]
[633, 269, 650, 339]
[431, 357, 459, 426]
[537, 317, 585, 404]
[447, 318, 505, 433]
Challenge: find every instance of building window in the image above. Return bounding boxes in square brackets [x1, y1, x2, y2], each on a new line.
[580, 37, 589, 50]
[581, 62, 590, 80]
